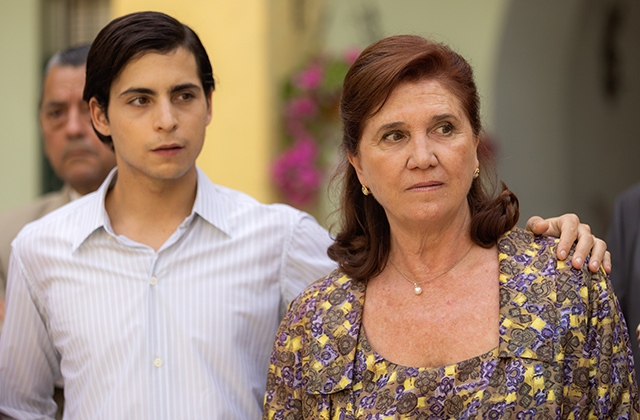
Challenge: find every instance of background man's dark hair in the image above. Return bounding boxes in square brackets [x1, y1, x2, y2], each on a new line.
[83, 11, 216, 146]
[44, 44, 91, 75]
[40, 44, 91, 107]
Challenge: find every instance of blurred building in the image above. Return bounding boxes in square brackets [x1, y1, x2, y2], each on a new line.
[1, 0, 639, 237]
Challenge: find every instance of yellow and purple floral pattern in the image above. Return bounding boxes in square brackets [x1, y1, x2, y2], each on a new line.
[263, 227, 640, 419]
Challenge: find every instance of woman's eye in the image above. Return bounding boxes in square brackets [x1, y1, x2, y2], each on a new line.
[436, 123, 454, 135]
[382, 131, 404, 142]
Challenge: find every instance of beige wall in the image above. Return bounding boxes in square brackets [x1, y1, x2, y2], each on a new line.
[0, 0, 41, 212]
[324, 0, 509, 130]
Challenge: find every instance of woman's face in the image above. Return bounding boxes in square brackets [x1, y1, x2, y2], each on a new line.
[349, 79, 479, 231]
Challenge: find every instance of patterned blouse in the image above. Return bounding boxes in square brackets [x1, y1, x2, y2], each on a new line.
[263, 228, 640, 419]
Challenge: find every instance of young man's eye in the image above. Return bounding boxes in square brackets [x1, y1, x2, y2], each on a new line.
[178, 92, 195, 101]
[130, 97, 148, 106]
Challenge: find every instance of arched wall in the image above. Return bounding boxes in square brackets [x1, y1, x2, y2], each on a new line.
[566, 0, 640, 236]
[494, 0, 582, 229]
[494, 0, 640, 236]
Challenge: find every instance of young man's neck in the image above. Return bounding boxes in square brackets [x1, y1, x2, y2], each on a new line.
[104, 166, 198, 251]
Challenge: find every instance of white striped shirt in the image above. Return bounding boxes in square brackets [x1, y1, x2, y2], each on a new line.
[0, 167, 336, 420]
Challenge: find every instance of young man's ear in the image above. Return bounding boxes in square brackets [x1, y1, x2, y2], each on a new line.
[89, 98, 111, 137]
[205, 89, 213, 126]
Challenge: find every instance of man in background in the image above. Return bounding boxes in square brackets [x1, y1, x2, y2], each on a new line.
[607, 183, 640, 382]
[0, 45, 117, 326]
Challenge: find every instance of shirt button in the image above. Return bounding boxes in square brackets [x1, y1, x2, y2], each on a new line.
[153, 357, 163, 368]
[150, 276, 158, 286]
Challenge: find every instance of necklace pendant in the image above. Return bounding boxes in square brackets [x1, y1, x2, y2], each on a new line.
[414, 284, 423, 295]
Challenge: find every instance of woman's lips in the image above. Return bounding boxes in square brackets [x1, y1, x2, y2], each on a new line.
[407, 181, 443, 191]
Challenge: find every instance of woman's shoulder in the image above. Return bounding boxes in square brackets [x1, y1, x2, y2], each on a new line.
[286, 268, 366, 318]
[498, 226, 558, 255]
[498, 226, 608, 306]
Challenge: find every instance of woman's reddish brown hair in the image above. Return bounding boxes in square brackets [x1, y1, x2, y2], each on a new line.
[328, 35, 519, 282]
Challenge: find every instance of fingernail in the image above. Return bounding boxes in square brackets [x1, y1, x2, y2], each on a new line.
[560, 250, 567, 259]
[574, 257, 583, 266]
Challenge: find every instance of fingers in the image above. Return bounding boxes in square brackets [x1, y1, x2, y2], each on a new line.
[525, 216, 549, 235]
[569, 223, 593, 271]
[584, 238, 608, 273]
[555, 214, 581, 262]
[525, 214, 607, 274]
[602, 251, 612, 274]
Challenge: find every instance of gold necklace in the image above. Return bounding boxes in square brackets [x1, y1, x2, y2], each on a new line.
[389, 244, 474, 295]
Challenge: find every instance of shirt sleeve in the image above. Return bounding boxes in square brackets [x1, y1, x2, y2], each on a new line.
[0, 248, 60, 419]
[279, 213, 336, 317]
[585, 265, 640, 417]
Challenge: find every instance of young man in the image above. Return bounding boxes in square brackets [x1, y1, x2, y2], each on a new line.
[0, 11, 610, 420]
[0, 12, 333, 419]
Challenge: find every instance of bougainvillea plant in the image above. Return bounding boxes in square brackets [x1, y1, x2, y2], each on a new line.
[272, 48, 361, 208]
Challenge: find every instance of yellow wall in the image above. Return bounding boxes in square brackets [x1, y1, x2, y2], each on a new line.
[111, 0, 275, 203]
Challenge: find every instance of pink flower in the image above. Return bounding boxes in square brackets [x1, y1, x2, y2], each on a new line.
[294, 63, 324, 90]
[272, 139, 322, 207]
[284, 118, 309, 139]
[285, 97, 318, 119]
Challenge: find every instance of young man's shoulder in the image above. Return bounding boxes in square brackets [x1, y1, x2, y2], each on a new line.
[209, 182, 317, 225]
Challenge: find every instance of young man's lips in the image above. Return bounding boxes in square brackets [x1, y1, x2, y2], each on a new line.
[152, 144, 184, 156]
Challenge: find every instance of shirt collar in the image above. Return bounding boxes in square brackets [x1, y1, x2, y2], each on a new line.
[71, 165, 233, 251]
[70, 168, 116, 251]
[191, 166, 233, 237]
[304, 228, 559, 395]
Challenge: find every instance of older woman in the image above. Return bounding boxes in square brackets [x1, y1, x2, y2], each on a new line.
[263, 35, 638, 418]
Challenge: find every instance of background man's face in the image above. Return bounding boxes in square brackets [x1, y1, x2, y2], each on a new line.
[39, 65, 116, 195]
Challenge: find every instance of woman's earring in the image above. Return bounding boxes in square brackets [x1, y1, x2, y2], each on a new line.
[473, 168, 480, 179]
[361, 185, 371, 196]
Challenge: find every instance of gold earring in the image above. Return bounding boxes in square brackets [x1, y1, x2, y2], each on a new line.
[361, 185, 371, 196]
[473, 168, 480, 179]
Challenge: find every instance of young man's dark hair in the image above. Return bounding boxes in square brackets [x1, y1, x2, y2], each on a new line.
[83, 11, 215, 146]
